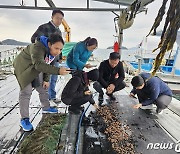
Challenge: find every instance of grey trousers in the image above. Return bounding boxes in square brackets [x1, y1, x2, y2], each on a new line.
[155, 95, 172, 109]
[19, 73, 50, 119]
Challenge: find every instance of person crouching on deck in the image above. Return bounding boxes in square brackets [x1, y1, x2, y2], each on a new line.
[130, 72, 172, 114]
[61, 69, 99, 114]
[93, 52, 126, 103]
[13, 34, 70, 131]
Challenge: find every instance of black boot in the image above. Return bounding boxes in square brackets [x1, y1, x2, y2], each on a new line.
[98, 94, 104, 105]
[108, 94, 116, 101]
[98, 94, 104, 101]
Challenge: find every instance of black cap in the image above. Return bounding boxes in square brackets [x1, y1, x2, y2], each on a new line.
[87, 69, 99, 81]
[131, 75, 144, 87]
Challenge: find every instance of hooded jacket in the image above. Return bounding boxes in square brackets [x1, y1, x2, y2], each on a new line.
[13, 36, 60, 90]
[61, 71, 95, 105]
[66, 42, 92, 70]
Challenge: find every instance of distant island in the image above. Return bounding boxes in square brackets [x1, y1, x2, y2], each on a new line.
[0, 39, 30, 46]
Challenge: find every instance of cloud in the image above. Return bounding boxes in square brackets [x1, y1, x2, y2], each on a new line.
[0, 0, 167, 48]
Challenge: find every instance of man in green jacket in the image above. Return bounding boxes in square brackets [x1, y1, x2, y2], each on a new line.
[31, 9, 64, 103]
[13, 34, 69, 131]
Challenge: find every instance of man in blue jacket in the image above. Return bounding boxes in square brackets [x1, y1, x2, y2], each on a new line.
[130, 72, 172, 114]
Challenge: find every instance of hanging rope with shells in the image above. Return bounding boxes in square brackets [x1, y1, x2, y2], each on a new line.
[146, 0, 180, 76]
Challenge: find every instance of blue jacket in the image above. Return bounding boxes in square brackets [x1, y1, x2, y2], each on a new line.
[66, 42, 92, 70]
[131, 73, 172, 106]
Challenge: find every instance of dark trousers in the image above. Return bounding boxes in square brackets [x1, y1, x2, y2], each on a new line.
[70, 95, 93, 108]
[135, 90, 172, 109]
[93, 81, 126, 95]
[155, 95, 172, 109]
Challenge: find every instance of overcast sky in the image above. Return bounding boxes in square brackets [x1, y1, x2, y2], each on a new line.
[0, 0, 168, 48]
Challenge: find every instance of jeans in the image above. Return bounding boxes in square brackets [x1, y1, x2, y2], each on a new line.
[48, 62, 59, 100]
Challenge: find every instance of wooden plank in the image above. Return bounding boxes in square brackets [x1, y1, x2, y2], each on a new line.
[168, 98, 180, 116]
[116, 95, 177, 154]
[64, 113, 80, 154]
[0, 73, 70, 153]
[155, 108, 180, 141]
[57, 114, 70, 154]
[0, 107, 42, 153]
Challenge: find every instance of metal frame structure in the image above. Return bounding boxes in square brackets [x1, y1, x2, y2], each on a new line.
[0, 0, 126, 11]
[0, 5, 124, 12]
[0, 0, 154, 53]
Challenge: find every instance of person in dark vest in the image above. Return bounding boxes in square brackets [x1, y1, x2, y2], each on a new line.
[61, 69, 99, 114]
[93, 52, 126, 103]
[31, 9, 64, 103]
[130, 72, 172, 114]
[13, 34, 69, 131]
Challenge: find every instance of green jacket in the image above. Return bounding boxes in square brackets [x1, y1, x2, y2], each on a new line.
[13, 41, 60, 90]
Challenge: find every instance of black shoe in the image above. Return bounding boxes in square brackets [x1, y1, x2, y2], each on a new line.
[79, 106, 84, 111]
[81, 116, 90, 126]
[68, 106, 81, 114]
[98, 94, 104, 102]
[156, 108, 163, 114]
[109, 94, 116, 101]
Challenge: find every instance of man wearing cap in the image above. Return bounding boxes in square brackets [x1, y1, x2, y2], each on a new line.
[93, 52, 126, 102]
[61, 69, 99, 114]
[130, 72, 172, 114]
[31, 9, 64, 103]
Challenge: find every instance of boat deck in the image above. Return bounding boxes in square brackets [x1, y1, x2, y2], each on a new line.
[0, 72, 180, 153]
[0, 75, 68, 153]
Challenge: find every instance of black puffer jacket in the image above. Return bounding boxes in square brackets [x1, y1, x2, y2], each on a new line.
[61, 71, 95, 105]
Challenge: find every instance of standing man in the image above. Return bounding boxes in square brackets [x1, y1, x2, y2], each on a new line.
[93, 52, 126, 102]
[31, 9, 64, 103]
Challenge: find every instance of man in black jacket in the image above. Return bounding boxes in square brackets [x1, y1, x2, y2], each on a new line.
[61, 69, 99, 114]
[93, 52, 126, 102]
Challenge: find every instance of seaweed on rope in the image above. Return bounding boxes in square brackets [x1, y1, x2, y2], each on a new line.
[146, 0, 180, 76]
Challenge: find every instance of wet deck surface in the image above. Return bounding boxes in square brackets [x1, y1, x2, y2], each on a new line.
[0, 75, 68, 154]
[0, 72, 180, 153]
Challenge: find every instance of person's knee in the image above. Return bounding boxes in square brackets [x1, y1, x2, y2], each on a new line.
[121, 81, 126, 89]
[20, 85, 32, 96]
[155, 95, 172, 109]
[93, 81, 103, 93]
[93, 81, 100, 89]
[115, 81, 126, 91]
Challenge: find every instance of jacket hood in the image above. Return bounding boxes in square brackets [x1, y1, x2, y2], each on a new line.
[40, 36, 49, 49]
[39, 36, 55, 60]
